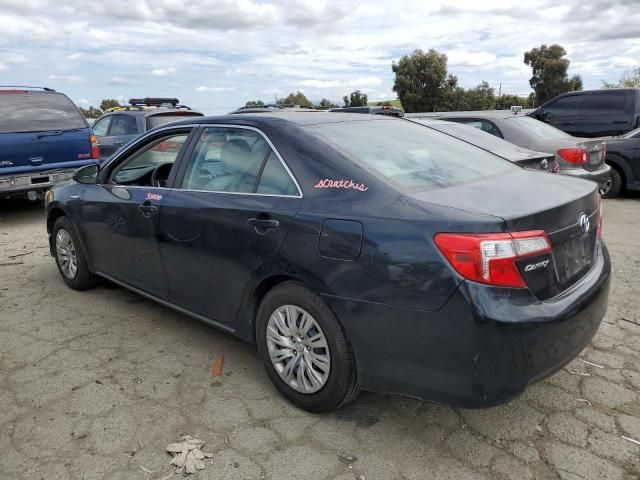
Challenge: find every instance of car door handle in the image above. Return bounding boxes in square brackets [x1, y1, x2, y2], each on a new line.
[138, 204, 158, 219]
[247, 217, 279, 232]
[560, 122, 575, 125]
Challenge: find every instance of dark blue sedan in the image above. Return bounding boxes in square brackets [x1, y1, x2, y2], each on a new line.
[45, 113, 610, 411]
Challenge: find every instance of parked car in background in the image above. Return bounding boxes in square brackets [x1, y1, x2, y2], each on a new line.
[409, 118, 558, 172]
[229, 104, 319, 114]
[599, 127, 640, 198]
[407, 111, 611, 190]
[530, 88, 640, 138]
[331, 105, 404, 117]
[92, 98, 203, 160]
[0, 86, 98, 200]
[46, 112, 609, 412]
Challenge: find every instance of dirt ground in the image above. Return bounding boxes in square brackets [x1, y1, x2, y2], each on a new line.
[1, 195, 639, 480]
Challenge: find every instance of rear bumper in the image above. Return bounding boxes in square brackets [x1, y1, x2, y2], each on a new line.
[0, 166, 87, 196]
[324, 242, 610, 408]
[561, 163, 611, 188]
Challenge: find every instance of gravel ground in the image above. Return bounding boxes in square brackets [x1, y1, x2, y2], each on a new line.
[0, 195, 639, 480]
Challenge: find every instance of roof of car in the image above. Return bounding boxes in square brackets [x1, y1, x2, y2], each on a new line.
[405, 110, 523, 120]
[100, 108, 204, 118]
[170, 111, 399, 127]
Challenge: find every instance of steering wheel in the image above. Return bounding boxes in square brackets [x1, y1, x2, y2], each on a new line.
[150, 162, 174, 187]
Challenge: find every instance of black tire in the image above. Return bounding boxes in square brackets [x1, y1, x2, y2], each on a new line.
[52, 216, 99, 290]
[256, 281, 359, 412]
[602, 168, 623, 199]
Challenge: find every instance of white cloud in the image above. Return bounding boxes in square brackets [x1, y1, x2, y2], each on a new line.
[0, 63, 8, 71]
[151, 67, 177, 77]
[195, 86, 235, 92]
[48, 74, 83, 82]
[76, 97, 89, 105]
[108, 76, 129, 85]
[66, 52, 82, 60]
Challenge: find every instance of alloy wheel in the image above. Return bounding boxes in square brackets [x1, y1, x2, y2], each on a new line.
[266, 305, 331, 394]
[55, 229, 78, 280]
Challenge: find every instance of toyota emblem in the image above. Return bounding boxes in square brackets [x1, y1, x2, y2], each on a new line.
[579, 213, 590, 234]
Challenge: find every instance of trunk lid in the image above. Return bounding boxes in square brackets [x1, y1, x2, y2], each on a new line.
[413, 169, 600, 298]
[575, 137, 606, 171]
[0, 129, 92, 175]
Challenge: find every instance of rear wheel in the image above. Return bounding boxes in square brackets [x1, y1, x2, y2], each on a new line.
[256, 281, 358, 412]
[53, 216, 99, 290]
[601, 168, 622, 199]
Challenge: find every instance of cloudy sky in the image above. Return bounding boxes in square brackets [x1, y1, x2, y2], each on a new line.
[1, 0, 639, 114]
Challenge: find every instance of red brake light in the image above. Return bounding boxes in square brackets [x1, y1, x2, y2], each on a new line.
[557, 148, 588, 164]
[90, 134, 99, 160]
[434, 230, 551, 288]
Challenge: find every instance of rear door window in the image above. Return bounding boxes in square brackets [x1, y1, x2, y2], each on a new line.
[109, 115, 138, 136]
[445, 118, 502, 138]
[583, 91, 630, 116]
[306, 119, 517, 191]
[256, 152, 299, 195]
[0, 92, 87, 133]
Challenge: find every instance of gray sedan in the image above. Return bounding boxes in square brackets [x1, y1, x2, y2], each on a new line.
[406, 111, 611, 189]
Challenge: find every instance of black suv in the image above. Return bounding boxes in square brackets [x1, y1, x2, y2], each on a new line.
[92, 98, 203, 159]
[530, 88, 640, 137]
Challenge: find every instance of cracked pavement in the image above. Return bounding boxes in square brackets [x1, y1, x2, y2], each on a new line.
[1, 196, 639, 480]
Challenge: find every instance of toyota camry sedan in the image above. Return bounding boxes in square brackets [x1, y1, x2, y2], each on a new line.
[45, 113, 610, 412]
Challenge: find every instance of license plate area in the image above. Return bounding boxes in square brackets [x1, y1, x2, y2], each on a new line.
[553, 230, 596, 289]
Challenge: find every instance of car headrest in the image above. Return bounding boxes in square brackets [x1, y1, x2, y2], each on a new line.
[220, 139, 251, 175]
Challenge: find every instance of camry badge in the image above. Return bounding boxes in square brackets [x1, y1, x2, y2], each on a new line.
[579, 213, 590, 234]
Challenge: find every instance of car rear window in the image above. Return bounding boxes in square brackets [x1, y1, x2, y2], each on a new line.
[0, 92, 87, 133]
[146, 113, 202, 130]
[426, 122, 515, 151]
[506, 116, 571, 139]
[305, 119, 517, 191]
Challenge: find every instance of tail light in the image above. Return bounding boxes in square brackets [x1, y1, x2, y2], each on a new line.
[90, 134, 99, 160]
[434, 230, 551, 288]
[557, 147, 588, 164]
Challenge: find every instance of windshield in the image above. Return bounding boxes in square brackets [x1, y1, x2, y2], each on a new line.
[147, 113, 202, 129]
[0, 92, 87, 133]
[305, 119, 517, 191]
[506, 116, 571, 139]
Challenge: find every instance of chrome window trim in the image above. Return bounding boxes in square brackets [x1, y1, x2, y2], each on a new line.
[186, 124, 303, 198]
[105, 184, 299, 199]
[101, 123, 304, 199]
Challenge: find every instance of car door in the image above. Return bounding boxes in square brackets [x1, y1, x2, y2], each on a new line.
[580, 91, 634, 137]
[79, 126, 195, 298]
[538, 93, 584, 136]
[157, 125, 302, 322]
[98, 114, 140, 159]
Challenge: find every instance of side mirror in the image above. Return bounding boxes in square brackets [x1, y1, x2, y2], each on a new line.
[74, 164, 99, 184]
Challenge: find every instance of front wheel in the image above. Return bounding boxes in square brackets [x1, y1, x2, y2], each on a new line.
[256, 281, 359, 412]
[53, 216, 99, 290]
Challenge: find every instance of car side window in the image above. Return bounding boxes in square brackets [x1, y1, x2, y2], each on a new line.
[544, 94, 583, 116]
[92, 117, 111, 137]
[583, 92, 630, 116]
[109, 132, 189, 186]
[180, 127, 271, 193]
[109, 115, 138, 136]
[256, 152, 298, 195]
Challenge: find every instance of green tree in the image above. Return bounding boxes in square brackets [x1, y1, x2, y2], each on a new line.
[603, 67, 640, 88]
[392, 49, 454, 112]
[79, 106, 103, 118]
[345, 90, 368, 107]
[317, 98, 338, 109]
[277, 91, 313, 107]
[99, 98, 121, 111]
[495, 94, 532, 110]
[245, 100, 264, 107]
[524, 44, 582, 105]
[463, 81, 496, 110]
